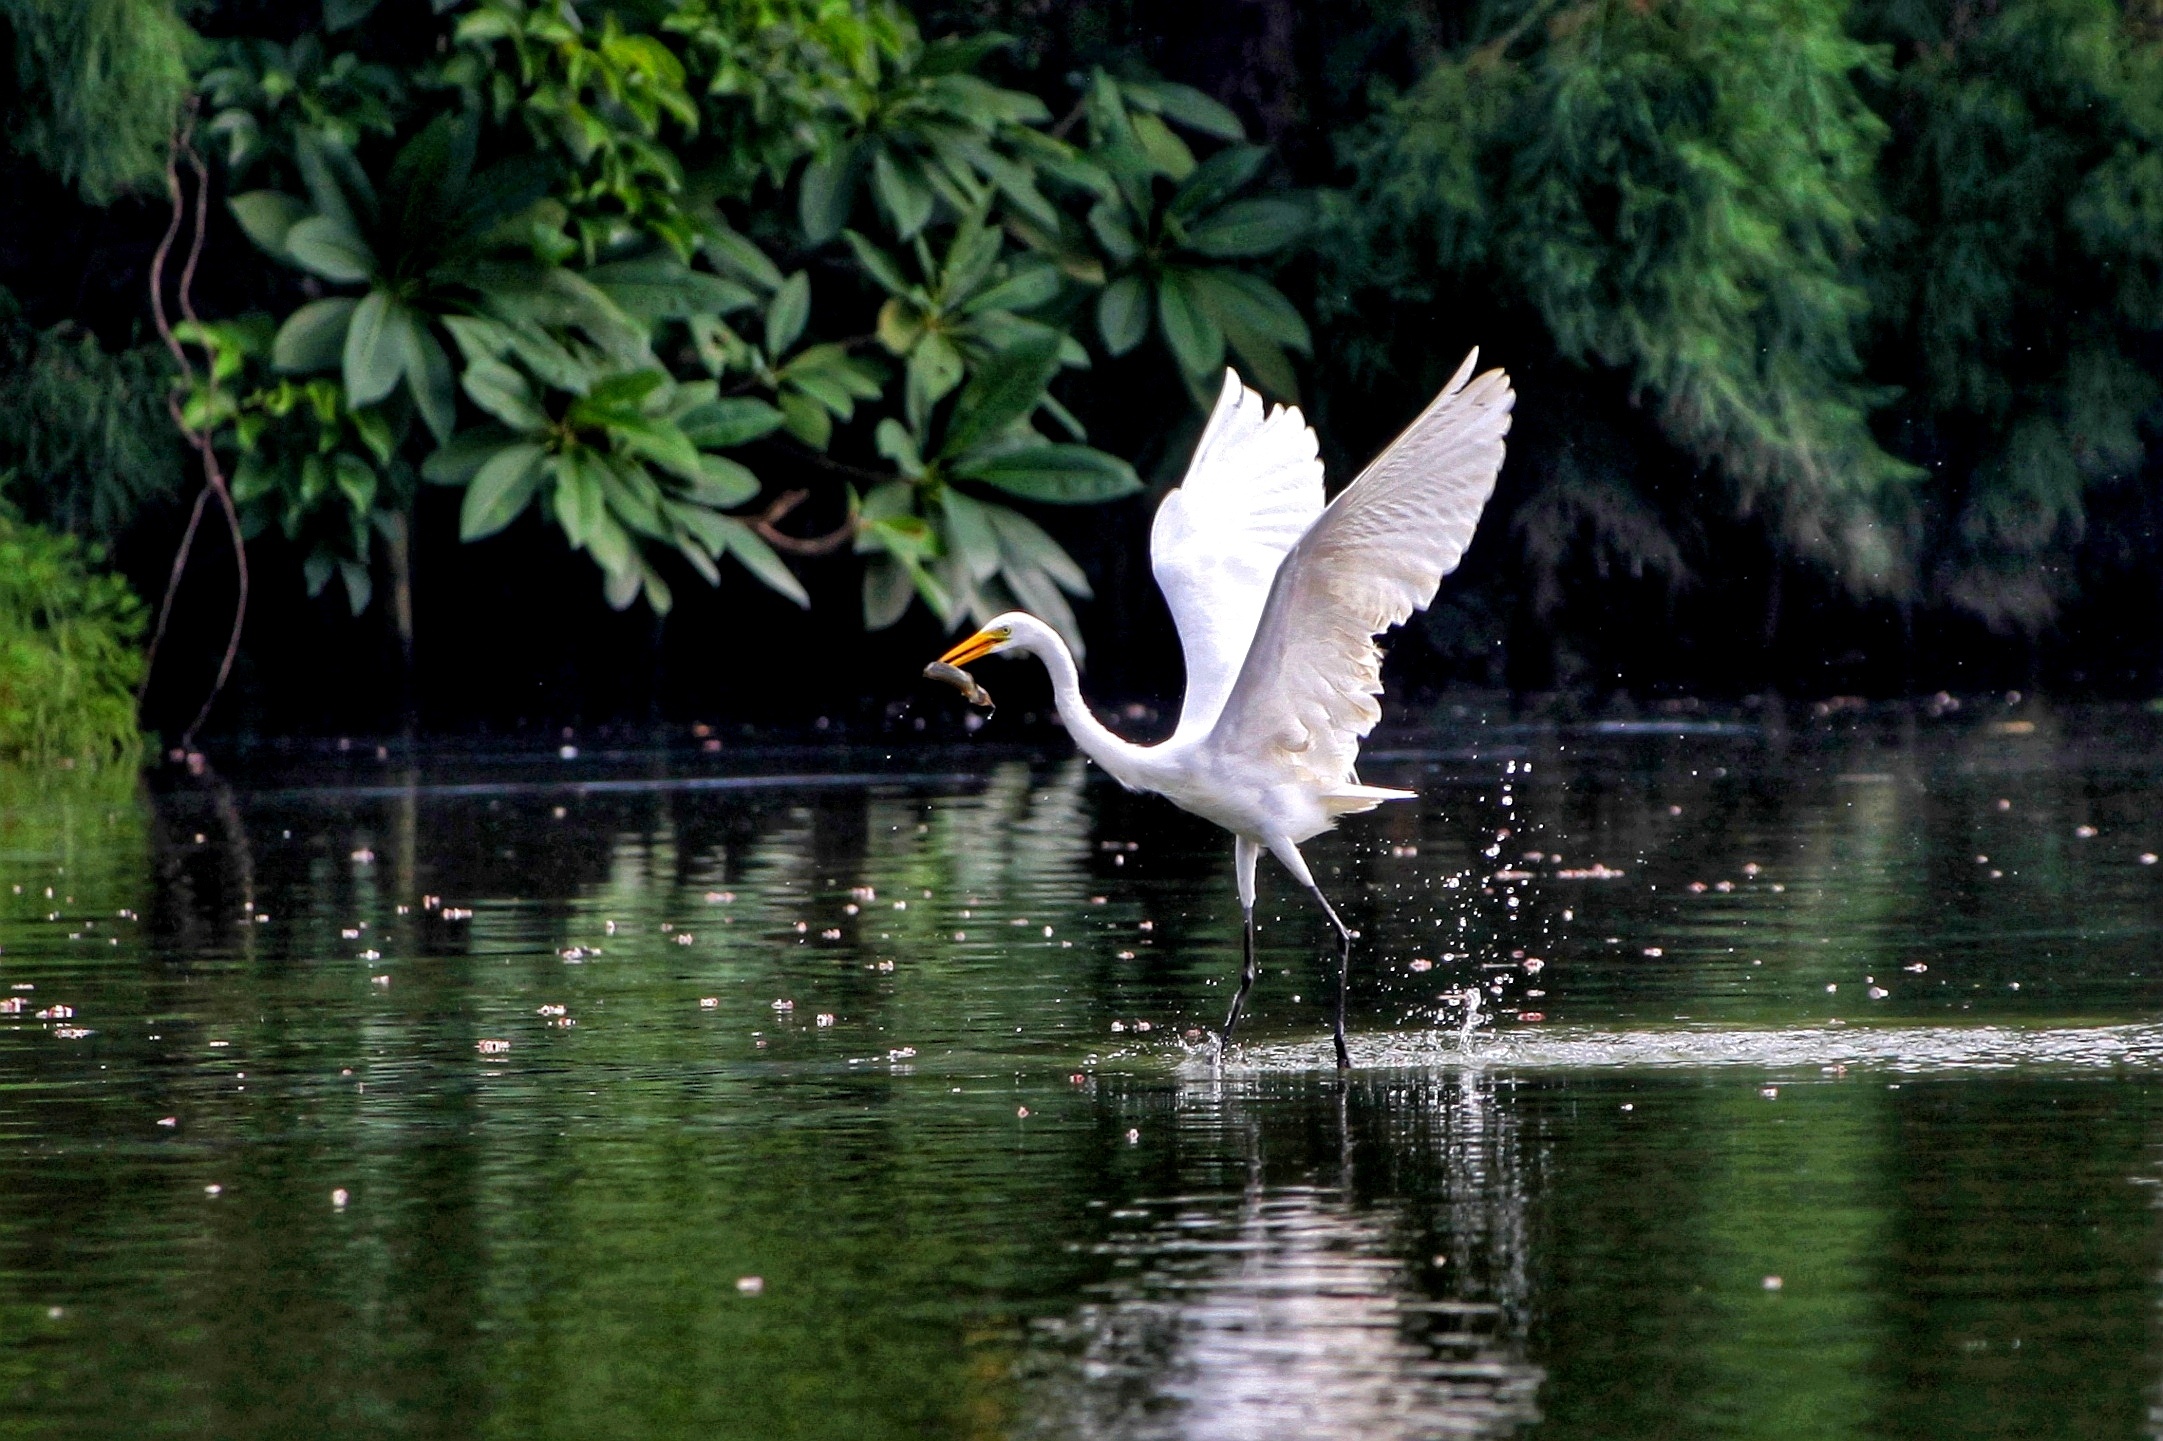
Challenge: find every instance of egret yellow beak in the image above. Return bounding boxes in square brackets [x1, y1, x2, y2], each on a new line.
[936, 627, 1006, 667]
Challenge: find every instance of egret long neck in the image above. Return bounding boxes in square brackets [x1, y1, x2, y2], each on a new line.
[1029, 635, 1152, 789]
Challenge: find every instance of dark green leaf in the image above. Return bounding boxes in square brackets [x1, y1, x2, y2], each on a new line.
[588, 256, 757, 323]
[340, 561, 373, 615]
[678, 397, 784, 449]
[285, 215, 377, 284]
[1096, 275, 1149, 355]
[460, 441, 546, 539]
[1086, 203, 1141, 266]
[843, 230, 915, 298]
[872, 148, 935, 240]
[778, 391, 831, 449]
[461, 356, 547, 431]
[422, 425, 518, 485]
[906, 334, 966, 434]
[719, 519, 810, 606]
[940, 332, 1063, 460]
[1155, 270, 1224, 378]
[1183, 197, 1309, 258]
[1168, 145, 1269, 223]
[765, 272, 810, 356]
[405, 322, 459, 444]
[689, 455, 759, 508]
[230, 191, 310, 260]
[554, 450, 609, 547]
[333, 453, 377, 514]
[940, 487, 1001, 582]
[271, 297, 358, 374]
[343, 291, 407, 406]
[863, 557, 914, 629]
[798, 144, 860, 244]
[324, 0, 383, 31]
[1121, 79, 1245, 141]
[702, 222, 784, 290]
[965, 263, 1062, 316]
[1184, 267, 1312, 352]
[986, 502, 1092, 595]
[1131, 112, 1196, 180]
[955, 443, 1143, 503]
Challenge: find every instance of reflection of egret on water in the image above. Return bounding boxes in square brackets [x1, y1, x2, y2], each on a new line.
[1019, 1074, 1542, 1440]
[931, 353, 1515, 1066]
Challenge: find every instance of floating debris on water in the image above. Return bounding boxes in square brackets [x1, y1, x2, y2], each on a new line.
[476, 1039, 510, 1056]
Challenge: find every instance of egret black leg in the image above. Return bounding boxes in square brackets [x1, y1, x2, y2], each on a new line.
[1221, 906, 1258, 1044]
[1305, 885, 1354, 1070]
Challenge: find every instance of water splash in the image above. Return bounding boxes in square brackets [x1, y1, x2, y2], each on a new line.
[1198, 1022, 2163, 1077]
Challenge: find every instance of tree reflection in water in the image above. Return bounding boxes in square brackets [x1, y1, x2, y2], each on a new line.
[1021, 1074, 1542, 1440]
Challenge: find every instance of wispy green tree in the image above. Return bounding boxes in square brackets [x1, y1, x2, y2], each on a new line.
[1856, 0, 2163, 631]
[0, 0, 196, 203]
[1332, 0, 1920, 613]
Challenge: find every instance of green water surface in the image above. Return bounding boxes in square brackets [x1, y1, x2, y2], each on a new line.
[3, 704, 2162, 1439]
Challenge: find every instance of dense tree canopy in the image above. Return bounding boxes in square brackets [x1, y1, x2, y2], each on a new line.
[0, 0, 2159, 749]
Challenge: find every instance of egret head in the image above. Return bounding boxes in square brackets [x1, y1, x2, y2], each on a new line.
[933, 612, 1054, 667]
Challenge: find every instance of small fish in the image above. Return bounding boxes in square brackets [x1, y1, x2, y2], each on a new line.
[923, 661, 994, 712]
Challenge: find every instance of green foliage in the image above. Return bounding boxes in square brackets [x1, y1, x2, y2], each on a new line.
[1075, 73, 1312, 400]
[0, 508, 145, 766]
[189, 0, 1312, 649]
[0, 297, 184, 544]
[0, 0, 197, 202]
[1856, 0, 2163, 630]
[1337, 0, 1921, 600]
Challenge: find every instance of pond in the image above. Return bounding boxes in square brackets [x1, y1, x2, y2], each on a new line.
[4, 702, 2163, 1438]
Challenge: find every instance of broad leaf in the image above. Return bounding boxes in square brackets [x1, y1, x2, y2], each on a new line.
[343, 291, 408, 407]
[285, 215, 377, 284]
[872, 147, 935, 239]
[798, 144, 859, 243]
[460, 441, 546, 540]
[271, 297, 358, 374]
[230, 191, 310, 260]
[1131, 112, 1196, 180]
[1169, 145, 1269, 223]
[462, 356, 548, 431]
[939, 487, 1001, 583]
[588, 256, 757, 323]
[718, 518, 811, 607]
[1121, 79, 1245, 141]
[955, 444, 1143, 503]
[986, 503, 1092, 596]
[1183, 197, 1309, 258]
[965, 263, 1062, 316]
[765, 272, 811, 356]
[844, 230, 915, 298]
[678, 397, 784, 449]
[1096, 275, 1149, 355]
[689, 455, 759, 508]
[863, 557, 914, 629]
[404, 322, 459, 445]
[1154, 269, 1224, 379]
[1184, 267, 1312, 351]
[940, 333, 1063, 460]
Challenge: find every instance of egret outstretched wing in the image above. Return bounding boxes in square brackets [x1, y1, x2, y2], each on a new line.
[1151, 371, 1325, 744]
[1208, 350, 1513, 800]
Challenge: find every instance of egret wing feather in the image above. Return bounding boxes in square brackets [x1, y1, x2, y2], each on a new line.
[1208, 350, 1514, 804]
[1152, 371, 1325, 744]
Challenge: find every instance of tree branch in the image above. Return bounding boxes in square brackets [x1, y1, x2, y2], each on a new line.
[746, 487, 857, 556]
[140, 100, 249, 753]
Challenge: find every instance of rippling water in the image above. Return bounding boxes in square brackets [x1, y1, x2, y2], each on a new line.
[4, 705, 2163, 1437]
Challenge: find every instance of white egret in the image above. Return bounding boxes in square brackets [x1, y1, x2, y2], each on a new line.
[932, 350, 1514, 1067]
